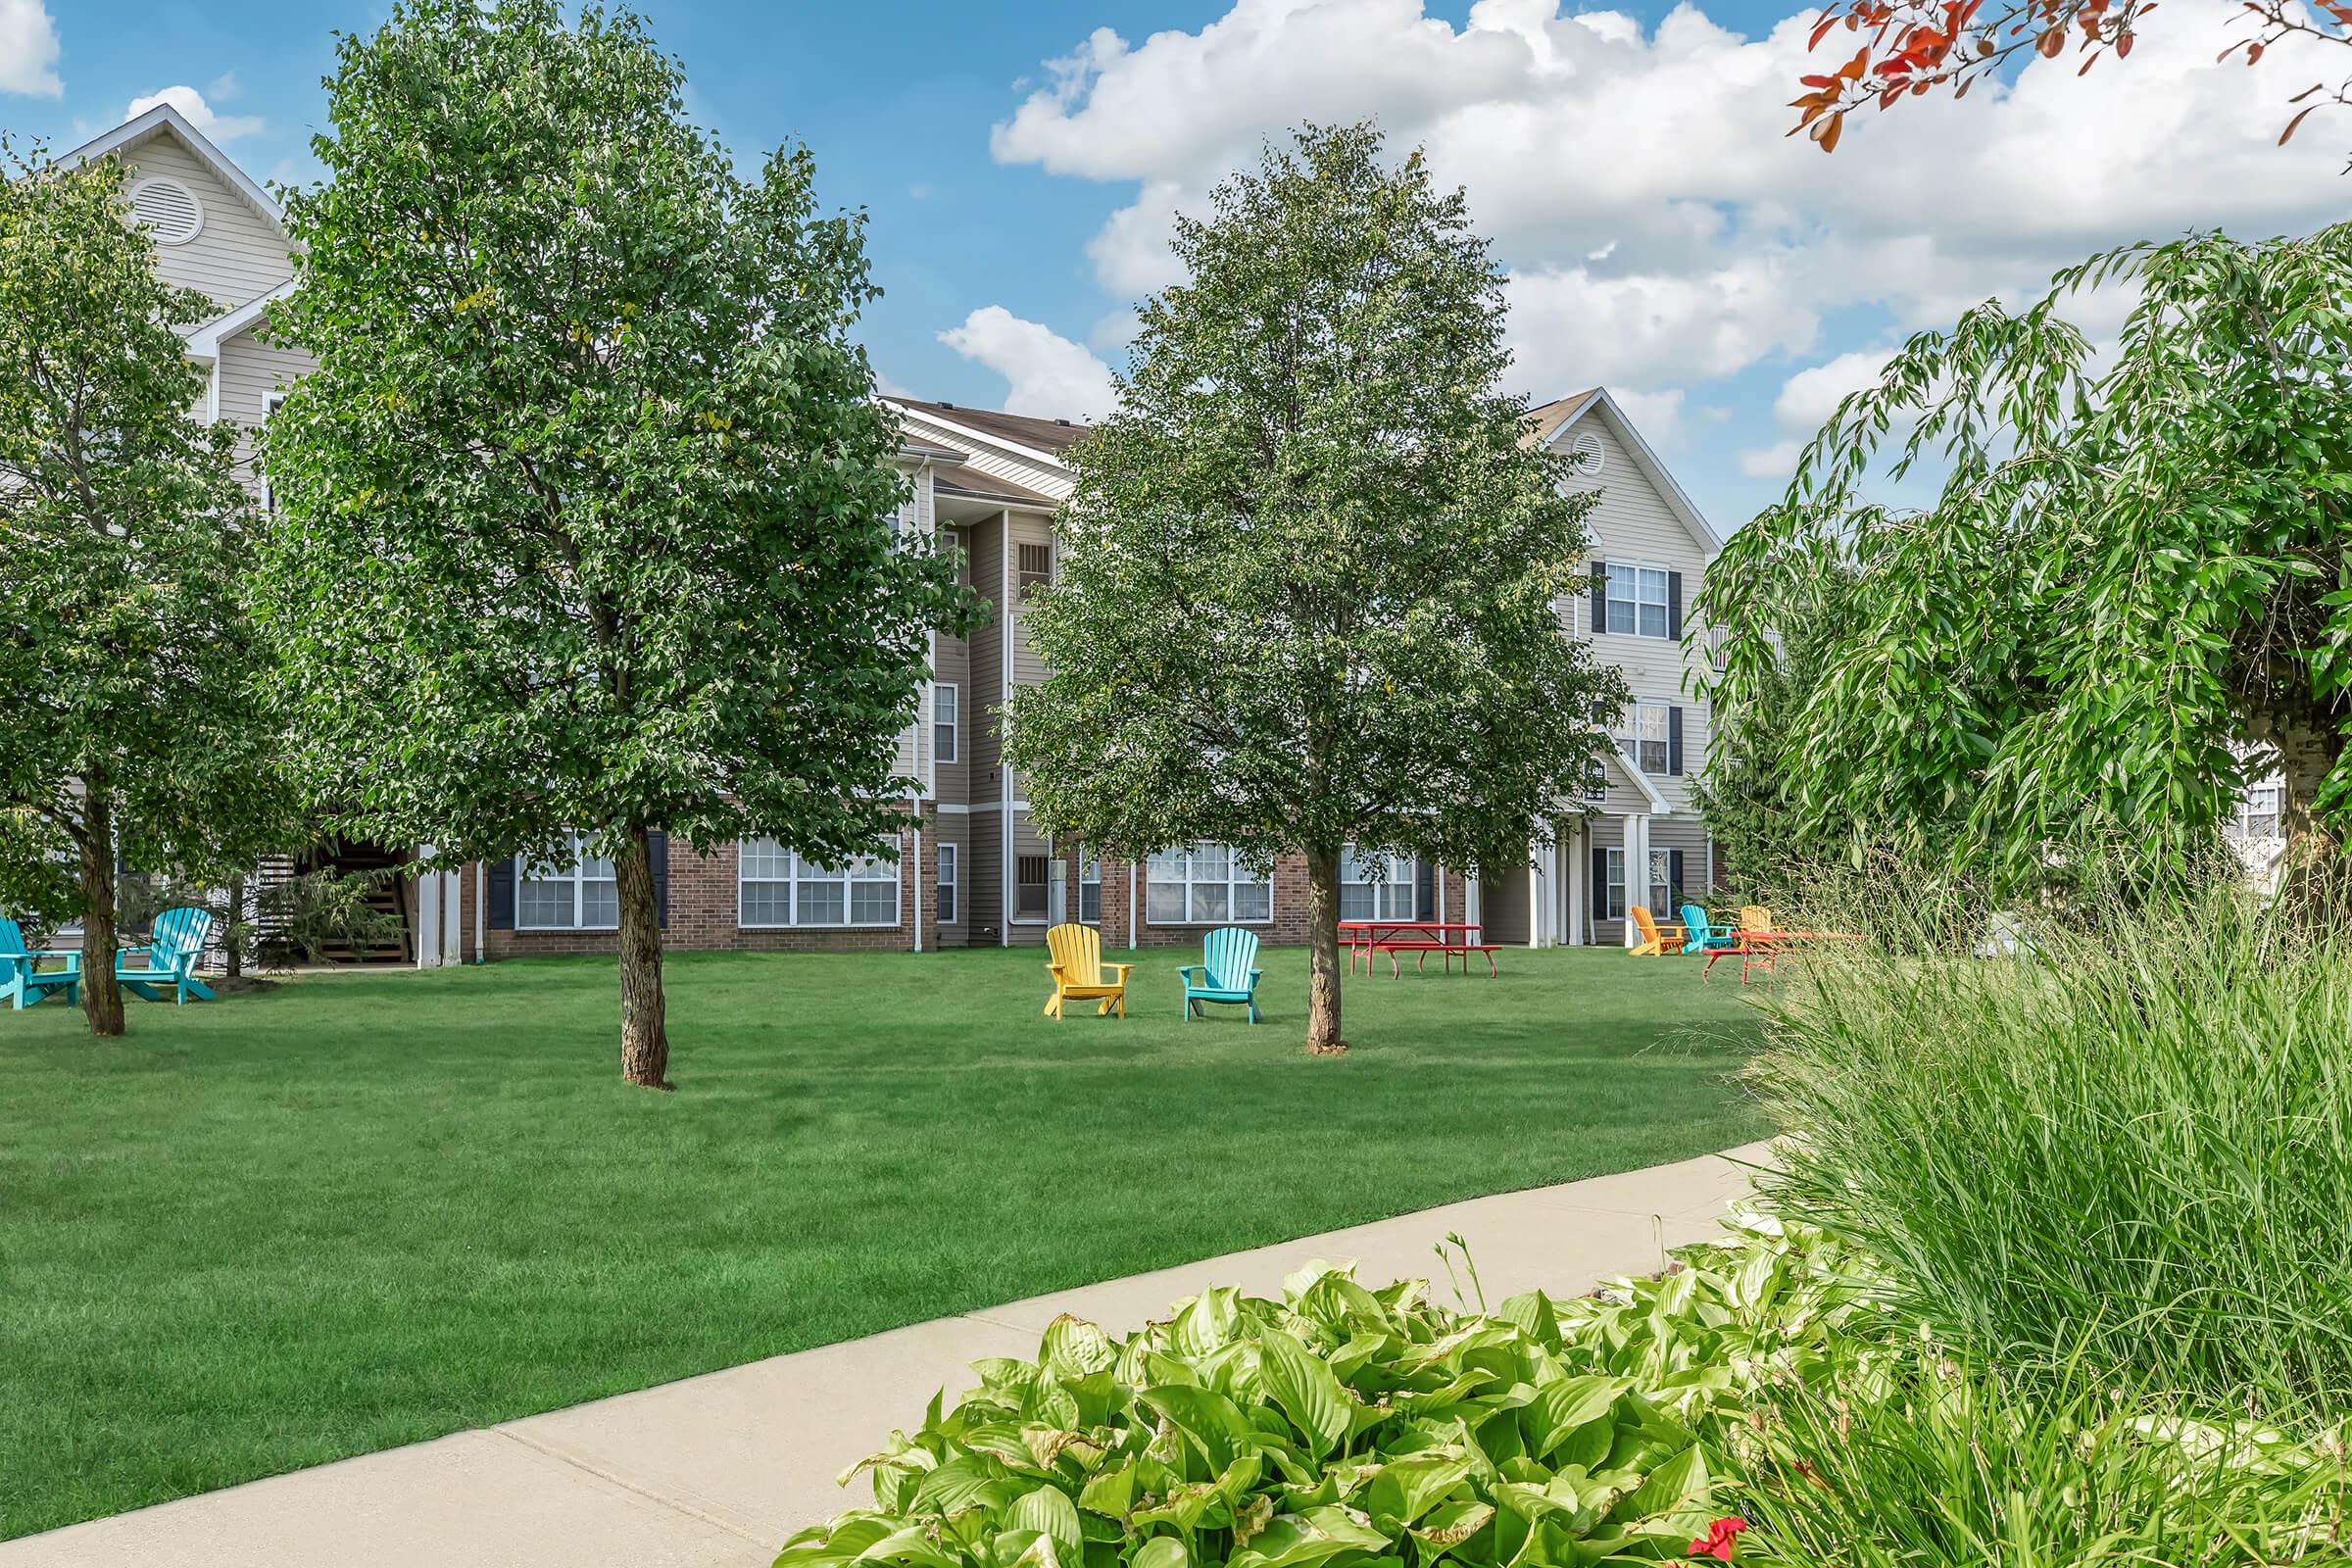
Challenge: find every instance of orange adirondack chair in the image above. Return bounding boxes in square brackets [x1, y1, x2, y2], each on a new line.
[1629, 906, 1686, 957]
[1043, 922, 1133, 1019]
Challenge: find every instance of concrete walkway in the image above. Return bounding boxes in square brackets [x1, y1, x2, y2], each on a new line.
[2, 1143, 1771, 1568]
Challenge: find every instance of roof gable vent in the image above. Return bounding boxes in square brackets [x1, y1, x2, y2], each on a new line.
[126, 176, 205, 246]
[1566, 430, 1605, 478]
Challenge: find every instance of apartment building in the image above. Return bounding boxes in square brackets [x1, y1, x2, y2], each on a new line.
[74, 104, 1725, 962]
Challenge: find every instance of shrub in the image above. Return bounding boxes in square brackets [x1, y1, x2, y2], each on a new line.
[1747, 875, 2352, 1417]
[776, 1256, 1766, 1568]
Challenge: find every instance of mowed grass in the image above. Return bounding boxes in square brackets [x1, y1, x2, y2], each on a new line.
[0, 944, 1764, 1540]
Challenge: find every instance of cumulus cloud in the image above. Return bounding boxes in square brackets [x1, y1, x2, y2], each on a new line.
[939, 306, 1119, 421]
[991, 0, 2347, 403]
[0, 0, 60, 97]
[126, 84, 265, 142]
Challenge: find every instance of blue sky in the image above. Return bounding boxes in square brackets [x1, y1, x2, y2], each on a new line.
[7, 0, 2347, 530]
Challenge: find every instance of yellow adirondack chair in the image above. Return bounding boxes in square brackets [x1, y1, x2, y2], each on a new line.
[1044, 922, 1133, 1019]
[1629, 905, 1686, 957]
[1739, 906, 1775, 936]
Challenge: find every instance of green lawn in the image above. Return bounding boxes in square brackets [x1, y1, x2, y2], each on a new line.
[0, 945, 1765, 1541]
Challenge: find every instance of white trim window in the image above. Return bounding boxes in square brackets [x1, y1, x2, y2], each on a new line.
[517, 833, 618, 929]
[2232, 784, 2284, 840]
[1079, 848, 1102, 924]
[1648, 849, 1676, 918]
[933, 684, 958, 765]
[1605, 563, 1671, 639]
[1602, 847, 1628, 920]
[1619, 703, 1670, 775]
[936, 843, 958, 925]
[1146, 843, 1271, 925]
[1339, 846, 1415, 921]
[739, 839, 900, 927]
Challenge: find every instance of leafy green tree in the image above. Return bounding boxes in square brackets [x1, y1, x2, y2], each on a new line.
[0, 139, 286, 1036]
[1700, 221, 2352, 896]
[1005, 123, 1625, 1055]
[258, 0, 976, 1088]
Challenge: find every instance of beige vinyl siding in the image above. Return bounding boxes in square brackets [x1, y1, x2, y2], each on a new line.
[930, 542, 972, 808]
[932, 814, 970, 944]
[1562, 416, 1718, 816]
[215, 328, 314, 505]
[122, 139, 292, 313]
[968, 807, 1003, 945]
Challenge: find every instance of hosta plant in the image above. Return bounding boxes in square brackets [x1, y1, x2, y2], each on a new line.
[777, 1259, 1740, 1568]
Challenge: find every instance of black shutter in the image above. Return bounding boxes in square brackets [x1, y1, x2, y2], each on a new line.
[649, 830, 668, 929]
[1670, 850, 1687, 908]
[1590, 564, 1608, 635]
[1668, 707, 1685, 776]
[1591, 848, 1608, 920]
[487, 856, 515, 930]
[1415, 859, 1436, 921]
[1667, 571, 1684, 639]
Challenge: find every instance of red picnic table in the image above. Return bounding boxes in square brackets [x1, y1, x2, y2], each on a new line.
[1702, 925, 1862, 984]
[1341, 919, 1499, 978]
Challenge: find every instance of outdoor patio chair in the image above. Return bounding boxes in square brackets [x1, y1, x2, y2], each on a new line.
[1629, 906, 1686, 956]
[1178, 926, 1262, 1021]
[0, 918, 80, 1010]
[1043, 922, 1131, 1019]
[116, 906, 217, 1004]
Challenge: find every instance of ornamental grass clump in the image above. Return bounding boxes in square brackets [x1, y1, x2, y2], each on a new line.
[1746, 870, 2352, 1419]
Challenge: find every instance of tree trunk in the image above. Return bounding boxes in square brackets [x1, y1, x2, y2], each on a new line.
[224, 873, 246, 982]
[1305, 844, 1346, 1056]
[614, 824, 672, 1089]
[80, 791, 124, 1037]
[2272, 719, 2345, 926]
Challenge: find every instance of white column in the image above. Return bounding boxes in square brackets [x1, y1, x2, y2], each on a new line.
[1565, 824, 1586, 946]
[1624, 814, 1650, 949]
[415, 847, 442, 968]
[441, 868, 460, 964]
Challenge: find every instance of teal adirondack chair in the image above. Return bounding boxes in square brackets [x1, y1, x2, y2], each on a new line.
[1178, 926, 1262, 1023]
[1, 918, 80, 1010]
[117, 906, 217, 1004]
[1679, 904, 1740, 958]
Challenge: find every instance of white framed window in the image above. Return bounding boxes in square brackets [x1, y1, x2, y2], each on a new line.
[936, 843, 957, 925]
[933, 684, 958, 765]
[2233, 784, 2284, 840]
[1079, 848, 1102, 925]
[1604, 563, 1671, 639]
[1648, 849, 1676, 918]
[1339, 846, 1416, 921]
[1618, 703, 1671, 775]
[517, 832, 618, 929]
[1014, 855, 1050, 921]
[1602, 847, 1627, 920]
[1146, 843, 1271, 925]
[739, 839, 900, 927]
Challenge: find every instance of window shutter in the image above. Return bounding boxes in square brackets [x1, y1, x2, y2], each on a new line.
[1589, 564, 1607, 634]
[1670, 849, 1687, 906]
[1668, 707, 1685, 776]
[1667, 571, 1684, 639]
[487, 856, 515, 930]
[649, 831, 669, 929]
[1415, 859, 1435, 921]
[1591, 848, 1608, 919]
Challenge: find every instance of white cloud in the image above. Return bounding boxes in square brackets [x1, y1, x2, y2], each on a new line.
[939, 306, 1119, 421]
[0, 0, 60, 97]
[992, 0, 2348, 402]
[125, 84, 265, 142]
[1737, 348, 1896, 479]
[1607, 387, 1689, 449]
[1738, 439, 1805, 480]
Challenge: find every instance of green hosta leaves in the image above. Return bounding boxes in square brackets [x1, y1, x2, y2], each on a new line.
[775, 1229, 1887, 1568]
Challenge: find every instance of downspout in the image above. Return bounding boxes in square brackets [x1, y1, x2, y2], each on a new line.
[911, 808, 924, 954]
[472, 857, 485, 963]
[1127, 860, 1138, 951]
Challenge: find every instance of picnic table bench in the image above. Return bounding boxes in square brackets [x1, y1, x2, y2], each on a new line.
[1341, 919, 1499, 978]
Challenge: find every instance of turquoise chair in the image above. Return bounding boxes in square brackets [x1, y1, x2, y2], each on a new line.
[1178, 926, 1263, 1023]
[117, 906, 217, 1004]
[1679, 904, 1740, 958]
[1, 918, 80, 1010]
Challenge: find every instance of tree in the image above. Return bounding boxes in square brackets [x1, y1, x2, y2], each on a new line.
[1004, 122, 1626, 1056]
[1699, 221, 2352, 896]
[1788, 0, 2352, 159]
[0, 139, 287, 1037]
[257, 0, 976, 1089]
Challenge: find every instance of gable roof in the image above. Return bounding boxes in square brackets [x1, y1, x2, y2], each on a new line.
[887, 398, 1091, 461]
[935, 467, 1060, 510]
[63, 102, 288, 242]
[1591, 729, 1673, 813]
[1526, 386, 1720, 557]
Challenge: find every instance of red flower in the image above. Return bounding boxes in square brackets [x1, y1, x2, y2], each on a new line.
[1689, 1516, 1749, 1560]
